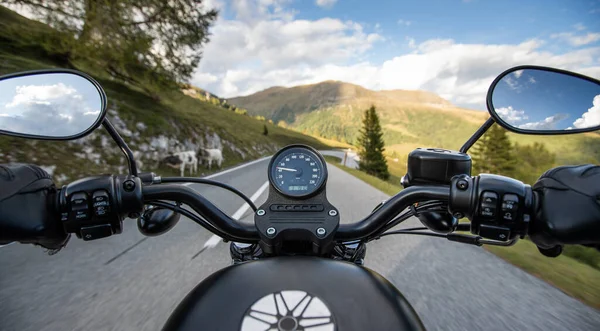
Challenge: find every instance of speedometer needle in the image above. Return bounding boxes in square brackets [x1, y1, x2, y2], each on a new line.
[277, 167, 297, 172]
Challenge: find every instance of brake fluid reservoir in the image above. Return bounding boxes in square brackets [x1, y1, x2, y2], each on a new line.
[402, 148, 471, 187]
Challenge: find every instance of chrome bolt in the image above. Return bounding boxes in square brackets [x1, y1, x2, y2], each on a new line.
[328, 209, 338, 216]
[257, 209, 266, 216]
[316, 227, 326, 236]
[266, 227, 276, 236]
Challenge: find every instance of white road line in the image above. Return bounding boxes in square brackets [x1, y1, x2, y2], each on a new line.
[202, 181, 270, 249]
[184, 156, 271, 186]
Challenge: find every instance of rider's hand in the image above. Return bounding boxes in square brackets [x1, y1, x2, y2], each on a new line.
[0, 163, 69, 252]
[530, 165, 600, 255]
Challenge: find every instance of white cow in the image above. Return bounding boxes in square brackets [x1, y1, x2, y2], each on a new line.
[197, 148, 223, 170]
[161, 151, 198, 177]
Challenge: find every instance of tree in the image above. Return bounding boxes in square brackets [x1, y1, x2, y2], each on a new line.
[471, 124, 515, 177]
[7, 0, 217, 85]
[513, 142, 556, 184]
[263, 124, 269, 136]
[357, 105, 390, 180]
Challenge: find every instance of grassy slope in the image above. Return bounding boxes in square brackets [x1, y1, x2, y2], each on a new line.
[487, 240, 600, 309]
[325, 154, 600, 309]
[0, 6, 336, 180]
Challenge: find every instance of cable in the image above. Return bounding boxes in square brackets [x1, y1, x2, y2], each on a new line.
[159, 177, 257, 211]
[396, 227, 428, 231]
[378, 200, 447, 235]
[148, 200, 240, 242]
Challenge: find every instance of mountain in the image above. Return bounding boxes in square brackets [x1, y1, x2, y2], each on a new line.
[230, 81, 488, 152]
[230, 81, 453, 124]
[0, 6, 339, 184]
[230, 81, 600, 164]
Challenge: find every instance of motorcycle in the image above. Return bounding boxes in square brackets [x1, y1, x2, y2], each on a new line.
[0, 65, 599, 331]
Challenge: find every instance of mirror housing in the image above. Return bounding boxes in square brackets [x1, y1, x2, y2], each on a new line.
[0, 69, 107, 140]
[487, 65, 600, 135]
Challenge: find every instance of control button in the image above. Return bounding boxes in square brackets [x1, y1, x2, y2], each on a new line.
[92, 190, 110, 217]
[71, 192, 88, 210]
[479, 191, 498, 218]
[81, 224, 113, 241]
[479, 224, 510, 241]
[70, 192, 90, 221]
[501, 194, 519, 222]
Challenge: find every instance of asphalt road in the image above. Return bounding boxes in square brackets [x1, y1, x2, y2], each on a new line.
[1, 156, 599, 331]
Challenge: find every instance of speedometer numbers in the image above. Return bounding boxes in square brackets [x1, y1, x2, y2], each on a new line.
[269, 146, 327, 198]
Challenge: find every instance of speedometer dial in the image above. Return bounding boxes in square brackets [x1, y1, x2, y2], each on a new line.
[268, 145, 327, 198]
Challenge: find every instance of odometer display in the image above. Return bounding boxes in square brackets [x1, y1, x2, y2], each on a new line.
[269, 146, 327, 198]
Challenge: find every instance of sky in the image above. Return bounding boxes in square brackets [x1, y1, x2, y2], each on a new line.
[0, 74, 103, 137]
[192, 0, 600, 109]
[491, 69, 600, 130]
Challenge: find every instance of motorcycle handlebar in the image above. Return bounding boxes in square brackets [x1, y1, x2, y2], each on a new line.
[142, 184, 451, 242]
[142, 185, 259, 242]
[336, 186, 451, 241]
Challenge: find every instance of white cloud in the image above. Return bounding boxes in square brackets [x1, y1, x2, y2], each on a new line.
[406, 37, 416, 49]
[551, 32, 600, 46]
[0, 83, 101, 137]
[6, 83, 79, 108]
[513, 70, 523, 78]
[397, 19, 412, 26]
[315, 0, 337, 8]
[573, 23, 586, 31]
[573, 94, 600, 129]
[528, 76, 536, 84]
[496, 106, 528, 124]
[519, 113, 569, 130]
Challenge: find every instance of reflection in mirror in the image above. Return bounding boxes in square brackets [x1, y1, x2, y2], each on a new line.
[491, 69, 600, 132]
[0, 72, 104, 138]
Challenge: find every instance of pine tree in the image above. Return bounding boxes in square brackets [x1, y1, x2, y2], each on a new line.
[357, 105, 390, 180]
[471, 124, 515, 177]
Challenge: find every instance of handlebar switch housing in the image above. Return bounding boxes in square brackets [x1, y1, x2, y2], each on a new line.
[59, 175, 143, 240]
[449, 174, 532, 241]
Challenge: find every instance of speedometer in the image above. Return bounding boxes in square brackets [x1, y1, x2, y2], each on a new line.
[268, 145, 327, 198]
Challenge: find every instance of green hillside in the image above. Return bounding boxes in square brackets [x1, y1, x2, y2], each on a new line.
[230, 81, 600, 165]
[0, 6, 337, 183]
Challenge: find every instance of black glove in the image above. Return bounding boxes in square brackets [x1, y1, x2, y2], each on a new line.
[0, 164, 69, 252]
[531, 165, 600, 255]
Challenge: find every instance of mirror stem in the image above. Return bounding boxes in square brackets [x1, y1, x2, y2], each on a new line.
[459, 117, 495, 153]
[102, 119, 138, 176]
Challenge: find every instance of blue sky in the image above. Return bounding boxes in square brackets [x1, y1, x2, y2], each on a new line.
[188, 0, 600, 109]
[492, 69, 600, 130]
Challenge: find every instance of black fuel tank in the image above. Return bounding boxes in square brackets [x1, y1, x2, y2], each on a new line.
[163, 257, 425, 331]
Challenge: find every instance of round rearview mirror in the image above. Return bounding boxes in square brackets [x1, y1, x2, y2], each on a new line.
[488, 66, 600, 134]
[0, 69, 106, 140]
